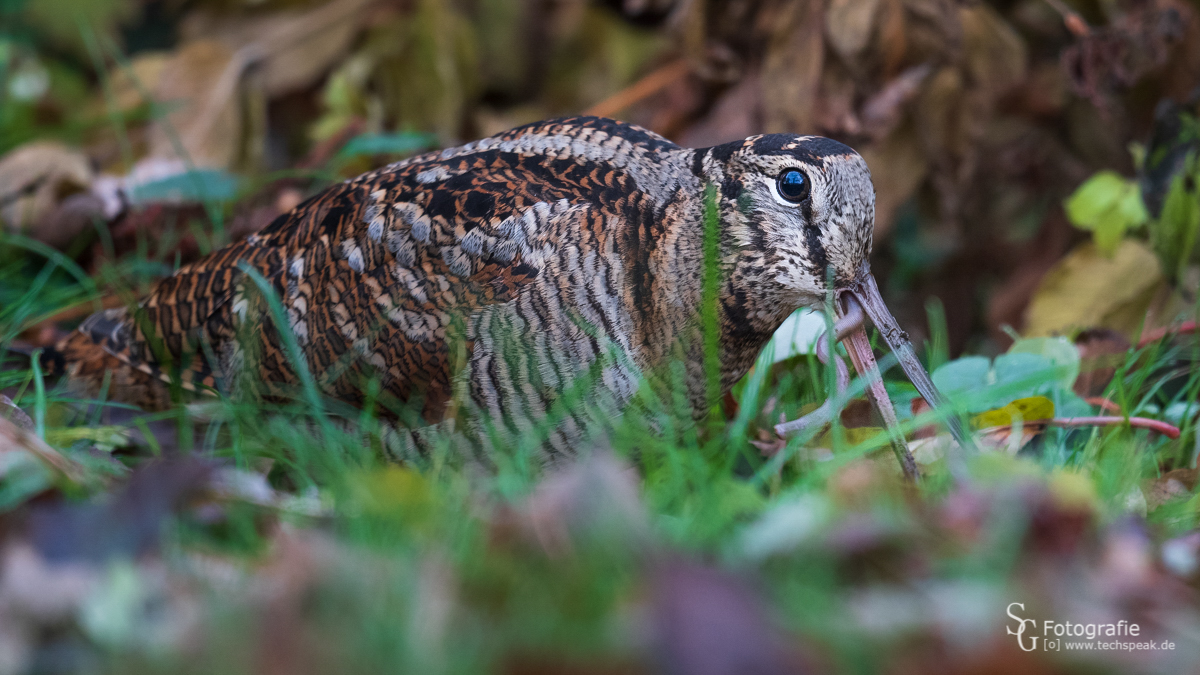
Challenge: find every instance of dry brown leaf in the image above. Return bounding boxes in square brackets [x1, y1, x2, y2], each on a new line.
[913, 65, 965, 159]
[900, 0, 963, 64]
[762, 0, 824, 134]
[825, 0, 883, 65]
[860, 63, 932, 140]
[1020, 61, 1069, 117]
[813, 61, 861, 135]
[181, 0, 376, 98]
[0, 397, 33, 432]
[107, 52, 172, 113]
[877, 0, 908, 76]
[0, 141, 93, 245]
[960, 3, 1028, 99]
[148, 40, 248, 169]
[1145, 469, 1199, 511]
[1025, 240, 1164, 338]
[0, 416, 89, 486]
[859, 126, 929, 237]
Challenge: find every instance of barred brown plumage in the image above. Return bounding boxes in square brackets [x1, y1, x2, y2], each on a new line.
[55, 115, 963, 463]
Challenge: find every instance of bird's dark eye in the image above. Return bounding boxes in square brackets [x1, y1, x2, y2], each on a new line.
[776, 169, 810, 203]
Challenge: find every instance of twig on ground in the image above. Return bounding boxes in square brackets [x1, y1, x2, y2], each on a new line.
[1138, 321, 1199, 348]
[584, 60, 690, 119]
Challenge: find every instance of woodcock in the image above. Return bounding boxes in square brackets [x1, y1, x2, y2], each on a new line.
[54, 116, 965, 461]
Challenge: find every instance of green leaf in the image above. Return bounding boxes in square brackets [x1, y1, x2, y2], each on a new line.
[931, 356, 990, 407]
[337, 132, 437, 160]
[991, 353, 1063, 408]
[1151, 152, 1200, 281]
[1006, 336, 1080, 391]
[993, 352, 1053, 389]
[1064, 171, 1149, 255]
[129, 169, 242, 205]
[932, 350, 1072, 414]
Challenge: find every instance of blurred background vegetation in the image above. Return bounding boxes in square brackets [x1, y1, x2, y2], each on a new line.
[4, 0, 1200, 352]
[3, 1, 1200, 674]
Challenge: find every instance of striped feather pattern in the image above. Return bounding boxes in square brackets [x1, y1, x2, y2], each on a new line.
[60, 116, 880, 458]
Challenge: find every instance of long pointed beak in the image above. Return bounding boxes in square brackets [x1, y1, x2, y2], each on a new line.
[843, 273, 974, 454]
[836, 297, 920, 480]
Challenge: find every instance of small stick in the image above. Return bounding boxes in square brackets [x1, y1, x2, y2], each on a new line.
[980, 416, 1181, 440]
[1137, 321, 1199, 348]
[1041, 0, 1090, 37]
[1084, 396, 1121, 413]
[840, 298, 920, 482]
[774, 307, 858, 438]
[1048, 416, 1181, 439]
[584, 59, 690, 119]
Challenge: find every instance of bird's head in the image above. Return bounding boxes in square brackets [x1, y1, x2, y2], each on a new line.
[696, 134, 965, 446]
[697, 134, 876, 305]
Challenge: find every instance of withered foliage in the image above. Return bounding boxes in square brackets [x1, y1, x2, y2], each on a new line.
[5, 0, 1198, 351]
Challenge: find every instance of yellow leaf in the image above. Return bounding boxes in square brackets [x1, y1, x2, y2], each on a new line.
[814, 426, 886, 448]
[972, 396, 1055, 429]
[1024, 240, 1163, 338]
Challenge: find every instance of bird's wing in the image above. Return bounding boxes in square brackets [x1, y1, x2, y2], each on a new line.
[70, 118, 670, 418]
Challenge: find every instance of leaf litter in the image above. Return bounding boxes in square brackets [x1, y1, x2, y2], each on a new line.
[3, 0, 1200, 672]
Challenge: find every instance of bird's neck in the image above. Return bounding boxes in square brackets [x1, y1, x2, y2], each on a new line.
[633, 188, 793, 392]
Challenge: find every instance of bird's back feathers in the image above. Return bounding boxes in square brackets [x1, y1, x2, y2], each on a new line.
[59, 117, 699, 435]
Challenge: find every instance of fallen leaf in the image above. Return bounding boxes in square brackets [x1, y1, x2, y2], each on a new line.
[0, 415, 89, 486]
[1025, 240, 1164, 338]
[973, 395, 1055, 429]
[859, 64, 932, 140]
[182, 0, 377, 98]
[147, 40, 249, 169]
[106, 52, 171, 113]
[825, 0, 882, 65]
[0, 141, 94, 247]
[960, 3, 1028, 100]
[1144, 468, 1199, 511]
[1006, 336, 1080, 391]
[859, 126, 929, 237]
[0, 397, 33, 432]
[677, 73, 762, 148]
[762, 0, 824, 134]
